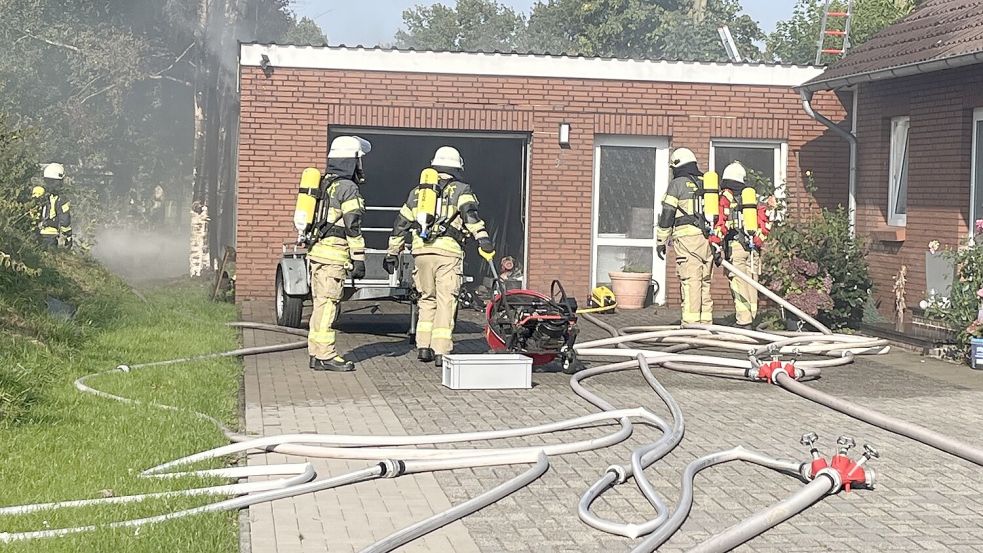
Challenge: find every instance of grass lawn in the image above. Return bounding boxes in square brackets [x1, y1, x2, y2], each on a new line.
[0, 281, 243, 552]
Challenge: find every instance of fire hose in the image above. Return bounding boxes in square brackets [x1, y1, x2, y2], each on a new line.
[2, 263, 982, 551]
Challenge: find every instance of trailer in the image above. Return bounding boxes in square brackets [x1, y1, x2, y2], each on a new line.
[274, 204, 417, 330]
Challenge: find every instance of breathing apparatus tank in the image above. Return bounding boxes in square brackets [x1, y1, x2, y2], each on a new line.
[702, 170, 719, 226]
[416, 168, 441, 240]
[293, 167, 322, 238]
[741, 187, 759, 235]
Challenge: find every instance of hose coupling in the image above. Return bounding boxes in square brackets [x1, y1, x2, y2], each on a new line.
[815, 467, 843, 494]
[378, 459, 405, 478]
[605, 464, 629, 484]
[117, 364, 131, 373]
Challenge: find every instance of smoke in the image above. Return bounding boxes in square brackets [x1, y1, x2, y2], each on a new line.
[91, 225, 190, 283]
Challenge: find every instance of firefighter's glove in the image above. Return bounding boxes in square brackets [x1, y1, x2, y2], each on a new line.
[478, 239, 495, 262]
[711, 245, 723, 267]
[350, 260, 366, 280]
[382, 255, 398, 275]
[656, 244, 667, 260]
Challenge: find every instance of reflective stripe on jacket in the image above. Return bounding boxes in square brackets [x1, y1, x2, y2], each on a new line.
[387, 174, 489, 258]
[308, 177, 365, 265]
[657, 176, 704, 243]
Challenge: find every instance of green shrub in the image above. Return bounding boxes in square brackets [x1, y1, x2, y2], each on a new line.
[761, 207, 872, 328]
[927, 224, 983, 354]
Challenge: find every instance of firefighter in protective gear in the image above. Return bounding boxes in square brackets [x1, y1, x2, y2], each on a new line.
[657, 148, 715, 325]
[297, 136, 371, 372]
[384, 146, 494, 367]
[713, 161, 772, 328]
[36, 163, 73, 249]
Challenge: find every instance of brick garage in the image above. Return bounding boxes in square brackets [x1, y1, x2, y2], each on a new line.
[236, 45, 848, 310]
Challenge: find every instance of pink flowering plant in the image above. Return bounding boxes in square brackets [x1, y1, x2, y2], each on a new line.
[764, 257, 833, 317]
[761, 207, 871, 327]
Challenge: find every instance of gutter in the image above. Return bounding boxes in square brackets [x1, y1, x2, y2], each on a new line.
[799, 88, 857, 236]
[799, 50, 983, 93]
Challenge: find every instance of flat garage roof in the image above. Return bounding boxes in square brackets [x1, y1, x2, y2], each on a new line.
[240, 44, 824, 88]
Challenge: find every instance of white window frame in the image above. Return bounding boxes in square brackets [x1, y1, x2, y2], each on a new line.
[708, 139, 788, 215]
[971, 108, 983, 233]
[888, 116, 910, 227]
[590, 135, 670, 304]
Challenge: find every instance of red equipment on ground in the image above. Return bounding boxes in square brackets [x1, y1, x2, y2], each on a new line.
[484, 276, 582, 374]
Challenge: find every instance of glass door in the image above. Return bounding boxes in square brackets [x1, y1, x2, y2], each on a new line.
[591, 136, 670, 304]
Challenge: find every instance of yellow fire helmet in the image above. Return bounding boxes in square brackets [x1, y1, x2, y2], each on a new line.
[31, 186, 46, 198]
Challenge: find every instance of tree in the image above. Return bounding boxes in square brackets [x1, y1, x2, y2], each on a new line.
[282, 16, 328, 46]
[395, 0, 764, 61]
[395, 0, 527, 51]
[766, 0, 916, 64]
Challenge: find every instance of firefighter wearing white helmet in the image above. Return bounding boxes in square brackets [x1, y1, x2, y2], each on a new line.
[385, 145, 495, 367]
[657, 148, 719, 324]
[35, 163, 72, 249]
[714, 161, 772, 328]
[293, 135, 371, 372]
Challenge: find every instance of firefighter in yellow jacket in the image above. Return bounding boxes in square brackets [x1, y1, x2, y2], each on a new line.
[33, 163, 73, 249]
[715, 161, 771, 329]
[294, 136, 371, 372]
[657, 148, 719, 325]
[384, 146, 495, 367]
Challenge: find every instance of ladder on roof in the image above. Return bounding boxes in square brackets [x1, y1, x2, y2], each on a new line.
[815, 0, 854, 65]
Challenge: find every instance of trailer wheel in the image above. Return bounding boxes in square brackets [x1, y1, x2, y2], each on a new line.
[275, 268, 304, 328]
[561, 349, 582, 375]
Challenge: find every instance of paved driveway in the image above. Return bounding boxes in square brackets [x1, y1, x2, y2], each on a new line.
[239, 299, 983, 553]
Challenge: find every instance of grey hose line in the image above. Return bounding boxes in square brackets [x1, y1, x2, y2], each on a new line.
[630, 447, 803, 553]
[775, 372, 983, 466]
[0, 466, 381, 543]
[685, 473, 837, 553]
[720, 258, 831, 335]
[359, 453, 550, 553]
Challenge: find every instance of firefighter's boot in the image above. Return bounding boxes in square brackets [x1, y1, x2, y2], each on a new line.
[312, 356, 356, 372]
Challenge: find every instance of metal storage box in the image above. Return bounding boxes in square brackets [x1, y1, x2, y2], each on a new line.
[441, 354, 532, 390]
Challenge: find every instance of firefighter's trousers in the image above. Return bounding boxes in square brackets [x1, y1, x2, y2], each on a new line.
[727, 243, 759, 326]
[674, 234, 713, 325]
[309, 261, 347, 360]
[413, 253, 462, 355]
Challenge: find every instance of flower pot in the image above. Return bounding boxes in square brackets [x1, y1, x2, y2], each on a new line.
[608, 271, 652, 310]
[971, 337, 983, 370]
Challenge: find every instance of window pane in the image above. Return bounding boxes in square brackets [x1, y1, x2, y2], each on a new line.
[896, 136, 909, 215]
[975, 121, 983, 224]
[598, 146, 656, 237]
[596, 245, 653, 283]
[712, 146, 776, 186]
[889, 117, 910, 222]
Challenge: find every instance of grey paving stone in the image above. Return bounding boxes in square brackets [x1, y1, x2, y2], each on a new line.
[240, 298, 983, 553]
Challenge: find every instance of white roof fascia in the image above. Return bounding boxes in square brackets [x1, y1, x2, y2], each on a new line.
[241, 44, 823, 88]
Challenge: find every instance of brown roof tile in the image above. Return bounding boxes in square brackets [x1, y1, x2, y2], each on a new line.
[802, 0, 983, 90]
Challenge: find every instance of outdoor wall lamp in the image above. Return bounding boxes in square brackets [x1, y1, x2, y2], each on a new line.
[559, 123, 571, 148]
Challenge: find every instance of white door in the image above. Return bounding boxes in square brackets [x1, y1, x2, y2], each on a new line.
[591, 136, 670, 304]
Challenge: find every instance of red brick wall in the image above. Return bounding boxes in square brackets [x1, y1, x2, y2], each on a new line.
[237, 66, 847, 307]
[855, 65, 983, 316]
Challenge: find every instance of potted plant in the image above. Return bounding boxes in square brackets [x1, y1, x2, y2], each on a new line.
[926, 220, 983, 366]
[608, 252, 652, 310]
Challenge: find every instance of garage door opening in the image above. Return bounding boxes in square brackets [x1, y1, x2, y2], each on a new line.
[329, 128, 529, 285]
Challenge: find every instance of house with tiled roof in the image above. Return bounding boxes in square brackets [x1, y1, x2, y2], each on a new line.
[799, 0, 983, 323]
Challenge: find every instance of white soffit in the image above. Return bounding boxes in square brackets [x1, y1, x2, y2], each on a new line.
[241, 44, 823, 88]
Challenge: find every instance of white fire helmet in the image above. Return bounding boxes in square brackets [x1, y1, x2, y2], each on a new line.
[722, 161, 747, 184]
[328, 136, 371, 159]
[431, 146, 464, 170]
[43, 163, 65, 180]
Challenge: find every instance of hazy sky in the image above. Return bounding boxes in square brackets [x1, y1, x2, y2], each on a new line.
[292, 0, 793, 47]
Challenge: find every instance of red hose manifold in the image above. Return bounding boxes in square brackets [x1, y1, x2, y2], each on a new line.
[755, 359, 797, 383]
